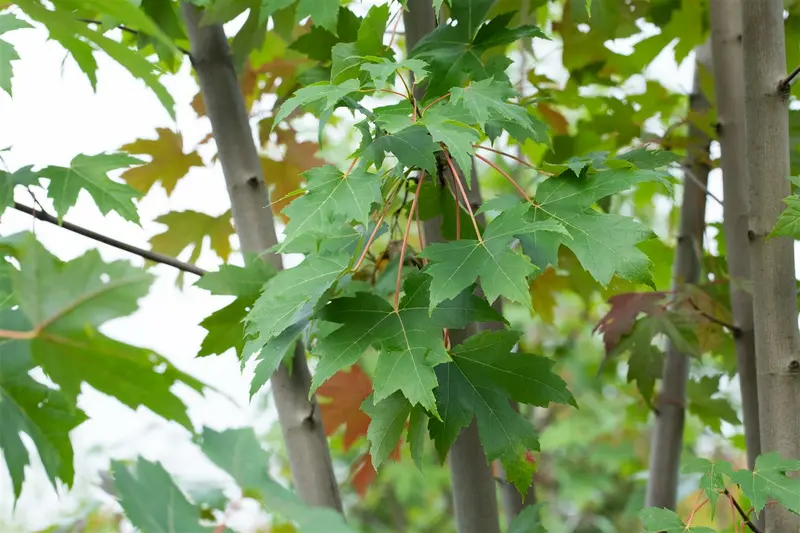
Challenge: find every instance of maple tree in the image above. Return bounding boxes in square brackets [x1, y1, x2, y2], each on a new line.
[3, 0, 800, 532]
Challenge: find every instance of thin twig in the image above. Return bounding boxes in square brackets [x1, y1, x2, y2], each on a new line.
[353, 181, 402, 271]
[473, 144, 536, 170]
[687, 297, 741, 334]
[780, 64, 800, 91]
[475, 152, 535, 204]
[442, 150, 482, 242]
[394, 173, 425, 309]
[12, 202, 206, 276]
[76, 18, 192, 56]
[723, 489, 763, 533]
[682, 165, 723, 206]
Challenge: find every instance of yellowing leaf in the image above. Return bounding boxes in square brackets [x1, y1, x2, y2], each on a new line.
[120, 129, 203, 195]
[149, 210, 234, 266]
[530, 267, 568, 324]
[261, 131, 324, 221]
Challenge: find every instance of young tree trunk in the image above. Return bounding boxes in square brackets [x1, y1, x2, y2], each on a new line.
[645, 45, 712, 510]
[180, 4, 343, 512]
[403, 2, 501, 532]
[741, 1, 800, 530]
[708, 0, 761, 472]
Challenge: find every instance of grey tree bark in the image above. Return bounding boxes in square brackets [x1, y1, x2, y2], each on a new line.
[180, 3, 343, 512]
[741, 0, 800, 530]
[708, 0, 761, 473]
[403, 2, 501, 532]
[645, 45, 712, 510]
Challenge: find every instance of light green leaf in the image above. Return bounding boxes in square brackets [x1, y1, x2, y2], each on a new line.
[361, 58, 429, 87]
[770, 194, 800, 239]
[38, 153, 144, 223]
[640, 507, 716, 532]
[683, 457, 730, 511]
[407, 404, 427, 469]
[259, 0, 295, 25]
[194, 255, 276, 298]
[366, 125, 441, 175]
[280, 164, 381, 250]
[248, 321, 306, 398]
[357, 4, 391, 53]
[296, 0, 340, 35]
[421, 107, 479, 178]
[112, 458, 213, 533]
[0, 166, 39, 217]
[273, 80, 361, 129]
[362, 392, 410, 468]
[199, 427, 356, 533]
[729, 452, 800, 514]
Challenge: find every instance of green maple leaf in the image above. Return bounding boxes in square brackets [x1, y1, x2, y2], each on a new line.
[450, 78, 544, 146]
[362, 392, 410, 468]
[366, 125, 441, 175]
[640, 507, 716, 532]
[195, 256, 277, 298]
[508, 504, 547, 533]
[0, 316, 86, 500]
[289, 8, 360, 62]
[372, 102, 416, 133]
[428, 332, 546, 495]
[407, 404, 427, 469]
[729, 452, 800, 514]
[362, 58, 429, 87]
[245, 253, 350, 347]
[771, 183, 800, 239]
[521, 167, 668, 286]
[419, 203, 570, 311]
[3, 235, 206, 430]
[296, 0, 340, 35]
[259, 0, 295, 25]
[280, 164, 381, 250]
[199, 427, 355, 533]
[311, 272, 504, 414]
[0, 165, 39, 217]
[683, 457, 730, 510]
[410, 4, 547, 98]
[37, 153, 144, 223]
[420, 106, 480, 178]
[357, 4, 390, 52]
[0, 13, 31, 96]
[197, 299, 252, 358]
[112, 458, 213, 533]
[248, 322, 305, 398]
[273, 79, 361, 129]
[687, 375, 740, 434]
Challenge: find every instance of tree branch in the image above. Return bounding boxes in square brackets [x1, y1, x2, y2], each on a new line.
[12, 202, 206, 277]
[723, 489, 762, 533]
[780, 64, 800, 92]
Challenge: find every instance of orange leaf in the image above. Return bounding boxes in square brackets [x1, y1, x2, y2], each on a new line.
[318, 365, 372, 450]
[119, 128, 203, 196]
[350, 444, 402, 497]
[537, 102, 569, 135]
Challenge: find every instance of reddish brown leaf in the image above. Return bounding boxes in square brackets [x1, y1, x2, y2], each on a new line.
[317, 365, 372, 450]
[350, 445, 402, 497]
[595, 292, 668, 353]
[537, 102, 569, 135]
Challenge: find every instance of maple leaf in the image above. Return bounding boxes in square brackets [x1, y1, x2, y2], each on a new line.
[149, 210, 234, 266]
[365, 125, 441, 175]
[520, 167, 668, 286]
[1, 235, 206, 431]
[683, 457, 729, 510]
[450, 78, 547, 145]
[119, 128, 204, 196]
[420, 203, 570, 311]
[0, 316, 86, 500]
[295, 0, 340, 35]
[262, 132, 325, 221]
[361, 58, 429, 88]
[199, 427, 356, 533]
[317, 365, 372, 450]
[37, 153, 144, 223]
[529, 266, 569, 324]
[410, 3, 547, 98]
[362, 392, 411, 468]
[311, 272, 504, 414]
[419, 106, 480, 178]
[279, 164, 381, 250]
[0, 13, 31, 96]
[639, 507, 715, 533]
[687, 376, 740, 435]
[245, 252, 351, 348]
[727, 453, 800, 515]
[0, 165, 39, 217]
[594, 291, 667, 353]
[111, 459, 211, 533]
[273, 79, 360, 129]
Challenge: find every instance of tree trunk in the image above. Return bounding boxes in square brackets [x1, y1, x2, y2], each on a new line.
[741, 0, 800, 530]
[180, 3, 343, 512]
[708, 0, 761, 472]
[403, 2, 501, 532]
[645, 45, 712, 510]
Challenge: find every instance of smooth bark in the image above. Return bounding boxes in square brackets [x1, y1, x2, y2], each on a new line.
[403, 2, 501, 532]
[180, 4, 342, 511]
[645, 45, 712, 510]
[708, 0, 761, 471]
[742, 0, 800, 530]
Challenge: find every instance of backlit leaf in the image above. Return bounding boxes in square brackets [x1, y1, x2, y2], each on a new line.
[120, 129, 204, 196]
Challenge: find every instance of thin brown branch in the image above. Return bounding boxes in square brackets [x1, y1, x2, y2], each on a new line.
[353, 181, 402, 271]
[473, 145, 536, 170]
[687, 297, 742, 334]
[475, 153, 535, 205]
[442, 150, 482, 242]
[682, 165, 723, 206]
[76, 18, 192, 56]
[12, 202, 206, 277]
[780, 64, 800, 91]
[723, 489, 763, 533]
[395, 173, 425, 309]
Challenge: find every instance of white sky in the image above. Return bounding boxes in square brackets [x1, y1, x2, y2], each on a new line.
[0, 9, 727, 532]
